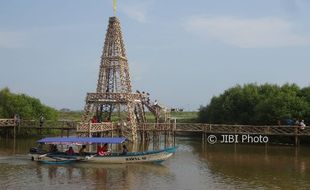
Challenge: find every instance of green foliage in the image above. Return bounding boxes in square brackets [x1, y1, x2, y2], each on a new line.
[0, 87, 58, 120]
[198, 83, 310, 125]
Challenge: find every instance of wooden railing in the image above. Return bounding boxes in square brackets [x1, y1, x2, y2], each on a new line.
[137, 123, 175, 131]
[0, 119, 16, 127]
[175, 123, 310, 136]
[2, 119, 310, 137]
[19, 120, 77, 129]
[86, 92, 141, 103]
[77, 122, 114, 132]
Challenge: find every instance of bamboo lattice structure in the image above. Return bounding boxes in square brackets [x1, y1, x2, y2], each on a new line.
[77, 17, 143, 141]
[76, 16, 171, 141]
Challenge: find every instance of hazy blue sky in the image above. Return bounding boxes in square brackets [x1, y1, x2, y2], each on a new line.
[1, 0, 310, 111]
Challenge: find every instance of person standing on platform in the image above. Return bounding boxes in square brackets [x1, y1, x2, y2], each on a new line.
[300, 120, 306, 130]
[39, 114, 45, 127]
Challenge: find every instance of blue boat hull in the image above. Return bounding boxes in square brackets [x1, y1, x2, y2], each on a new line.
[30, 147, 177, 164]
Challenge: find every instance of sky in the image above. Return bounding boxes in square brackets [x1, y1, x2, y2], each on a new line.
[0, 0, 310, 111]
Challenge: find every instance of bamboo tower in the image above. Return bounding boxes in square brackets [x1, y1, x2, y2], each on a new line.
[77, 17, 142, 141]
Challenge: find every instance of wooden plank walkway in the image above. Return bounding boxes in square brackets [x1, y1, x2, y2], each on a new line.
[175, 123, 310, 136]
[77, 122, 310, 137]
[1, 119, 310, 137]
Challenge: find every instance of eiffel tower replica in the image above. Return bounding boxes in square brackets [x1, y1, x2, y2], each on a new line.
[77, 16, 146, 141]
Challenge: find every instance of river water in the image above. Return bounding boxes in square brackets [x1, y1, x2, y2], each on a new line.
[0, 137, 310, 190]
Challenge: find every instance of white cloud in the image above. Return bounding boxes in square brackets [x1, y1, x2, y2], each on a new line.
[119, 1, 151, 23]
[0, 31, 25, 49]
[185, 16, 310, 48]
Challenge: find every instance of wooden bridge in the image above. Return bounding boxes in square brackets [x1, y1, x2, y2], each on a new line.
[1, 119, 309, 144]
[0, 119, 16, 127]
[175, 123, 310, 136]
[0, 118, 77, 137]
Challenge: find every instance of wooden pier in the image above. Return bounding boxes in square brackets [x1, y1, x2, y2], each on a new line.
[1, 119, 309, 145]
[0, 118, 76, 138]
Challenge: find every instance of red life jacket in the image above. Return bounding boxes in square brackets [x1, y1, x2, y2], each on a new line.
[97, 146, 107, 156]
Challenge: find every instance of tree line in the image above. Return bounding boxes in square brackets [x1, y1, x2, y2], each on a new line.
[198, 83, 310, 125]
[0, 87, 58, 120]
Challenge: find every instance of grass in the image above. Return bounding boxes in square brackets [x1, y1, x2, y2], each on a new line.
[58, 111, 83, 121]
[170, 111, 198, 123]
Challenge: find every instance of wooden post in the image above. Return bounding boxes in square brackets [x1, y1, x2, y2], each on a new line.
[140, 124, 143, 142]
[13, 125, 16, 154]
[164, 124, 167, 148]
[204, 126, 206, 144]
[202, 125, 205, 144]
[142, 123, 146, 151]
[18, 120, 21, 134]
[13, 125, 16, 139]
[174, 120, 176, 147]
[88, 122, 91, 137]
[295, 135, 299, 146]
[153, 129, 159, 150]
[38, 128, 41, 136]
[294, 126, 299, 146]
[111, 123, 113, 137]
[144, 124, 147, 141]
[173, 131, 175, 147]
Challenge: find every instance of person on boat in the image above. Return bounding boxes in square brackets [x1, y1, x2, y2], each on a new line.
[103, 143, 109, 151]
[66, 147, 75, 155]
[97, 143, 109, 156]
[121, 145, 128, 155]
[79, 145, 87, 156]
[48, 144, 54, 152]
[49, 144, 58, 153]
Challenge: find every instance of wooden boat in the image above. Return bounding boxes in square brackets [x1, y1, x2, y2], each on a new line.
[29, 137, 177, 164]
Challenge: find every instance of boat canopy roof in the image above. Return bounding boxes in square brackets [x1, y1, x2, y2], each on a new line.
[37, 137, 126, 144]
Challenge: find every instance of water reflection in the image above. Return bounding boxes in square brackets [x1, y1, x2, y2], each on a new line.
[198, 144, 310, 190]
[0, 137, 175, 190]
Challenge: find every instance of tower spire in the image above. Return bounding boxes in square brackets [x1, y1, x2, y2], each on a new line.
[113, 0, 117, 16]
